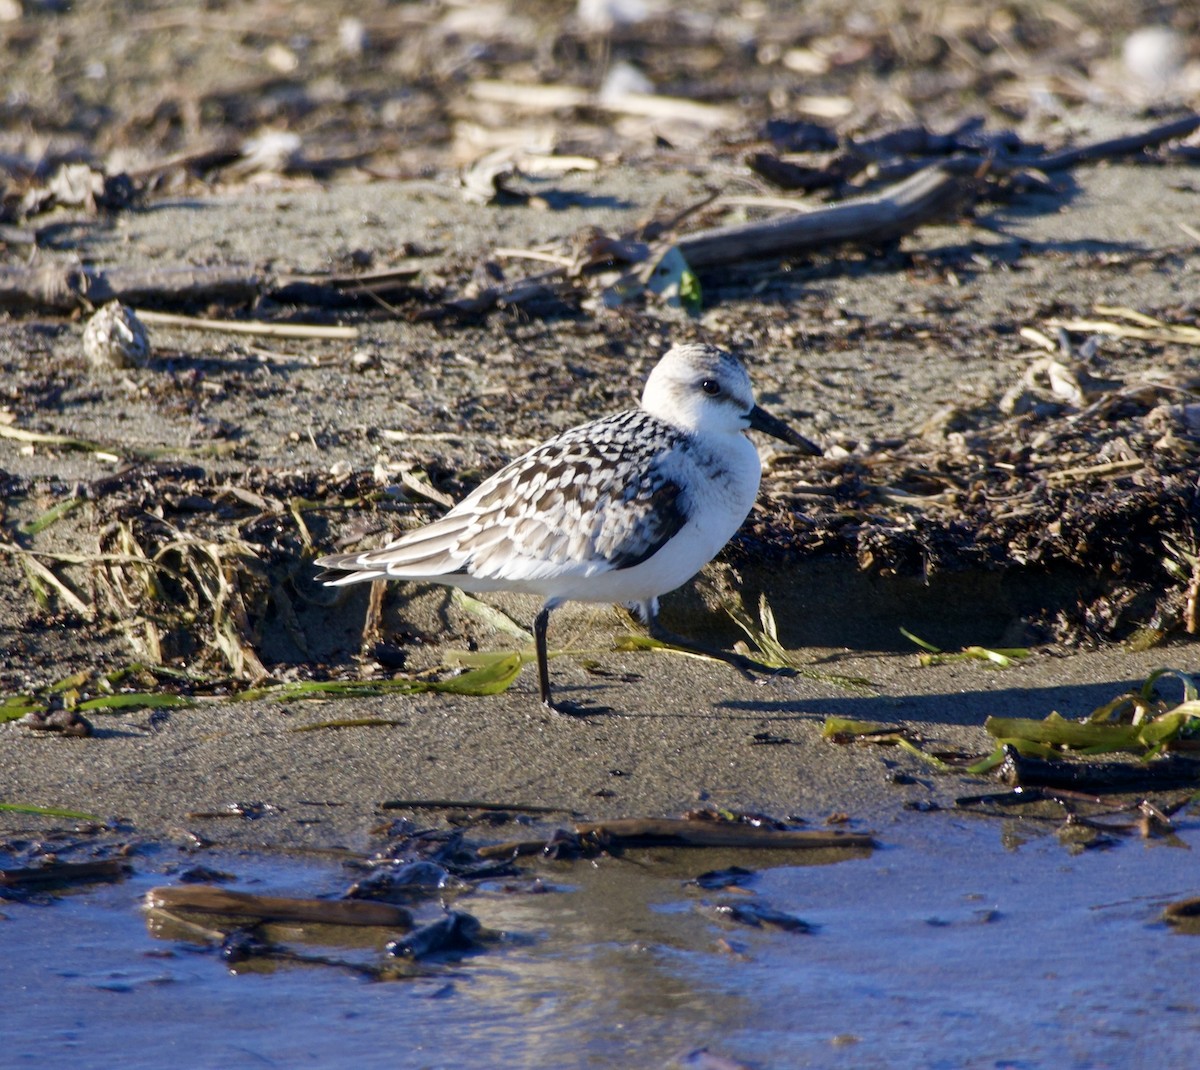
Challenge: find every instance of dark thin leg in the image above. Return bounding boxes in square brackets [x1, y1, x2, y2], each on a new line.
[533, 605, 602, 717]
[533, 606, 555, 708]
[645, 606, 791, 679]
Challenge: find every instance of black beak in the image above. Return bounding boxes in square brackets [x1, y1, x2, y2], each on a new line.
[747, 404, 822, 456]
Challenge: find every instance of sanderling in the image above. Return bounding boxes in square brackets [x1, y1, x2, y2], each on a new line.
[315, 342, 820, 715]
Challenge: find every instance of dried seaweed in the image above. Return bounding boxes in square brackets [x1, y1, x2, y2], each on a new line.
[726, 593, 876, 692]
[900, 627, 1030, 668]
[746, 346, 1200, 646]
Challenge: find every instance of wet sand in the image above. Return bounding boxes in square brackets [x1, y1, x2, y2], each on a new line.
[1, 631, 1189, 848]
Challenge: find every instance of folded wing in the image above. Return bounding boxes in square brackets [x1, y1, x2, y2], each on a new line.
[315, 412, 691, 588]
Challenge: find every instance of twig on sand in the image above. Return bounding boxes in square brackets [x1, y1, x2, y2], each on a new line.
[134, 309, 358, 340]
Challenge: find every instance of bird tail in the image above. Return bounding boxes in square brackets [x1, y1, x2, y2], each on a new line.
[314, 521, 471, 586]
[312, 554, 387, 586]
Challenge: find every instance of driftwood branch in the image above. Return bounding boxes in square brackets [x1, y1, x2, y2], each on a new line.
[574, 817, 875, 849]
[439, 167, 963, 317]
[145, 885, 414, 928]
[0, 264, 261, 313]
[1026, 112, 1200, 172]
[860, 113, 1200, 186]
[676, 165, 960, 269]
[477, 817, 875, 858]
[0, 263, 422, 315]
[0, 858, 130, 886]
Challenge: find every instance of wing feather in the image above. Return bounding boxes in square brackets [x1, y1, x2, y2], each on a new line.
[315, 411, 692, 589]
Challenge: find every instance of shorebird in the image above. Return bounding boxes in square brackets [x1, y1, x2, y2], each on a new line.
[315, 343, 820, 715]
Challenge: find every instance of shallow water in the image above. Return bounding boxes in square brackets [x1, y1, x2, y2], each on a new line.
[6, 815, 1199, 1070]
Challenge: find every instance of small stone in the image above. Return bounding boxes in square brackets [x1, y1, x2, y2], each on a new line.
[82, 302, 151, 371]
[23, 707, 93, 737]
[338, 16, 366, 56]
[1123, 26, 1185, 93]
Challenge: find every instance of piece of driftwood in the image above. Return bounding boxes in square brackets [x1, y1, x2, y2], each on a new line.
[1163, 897, 1200, 923]
[0, 263, 262, 313]
[998, 745, 1200, 793]
[575, 818, 874, 848]
[0, 262, 420, 315]
[675, 165, 959, 270]
[1023, 112, 1200, 172]
[746, 151, 847, 192]
[855, 113, 1200, 185]
[271, 265, 424, 307]
[386, 911, 484, 959]
[478, 818, 874, 858]
[145, 884, 413, 928]
[0, 858, 130, 886]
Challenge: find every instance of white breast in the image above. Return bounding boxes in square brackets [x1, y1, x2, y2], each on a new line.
[532, 427, 763, 605]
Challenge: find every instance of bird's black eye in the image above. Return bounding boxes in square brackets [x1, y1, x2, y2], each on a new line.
[701, 379, 721, 396]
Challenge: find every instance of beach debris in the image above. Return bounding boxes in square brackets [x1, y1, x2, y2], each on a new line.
[133, 308, 358, 341]
[1049, 305, 1200, 349]
[999, 330, 1120, 417]
[82, 301, 151, 371]
[478, 813, 874, 859]
[146, 885, 414, 929]
[822, 715, 964, 771]
[16, 162, 138, 218]
[698, 900, 813, 934]
[900, 627, 1030, 668]
[386, 911, 485, 960]
[0, 802, 874, 982]
[1, 857, 130, 889]
[830, 669, 1200, 795]
[2, 666, 198, 736]
[671, 1049, 755, 1070]
[957, 783, 1193, 854]
[822, 717, 908, 744]
[346, 861, 468, 904]
[689, 866, 756, 891]
[460, 150, 527, 205]
[984, 668, 1200, 760]
[1162, 897, 1200, 934]
[724, 593, 875, 692]
[937, 671, 1200, 850]
[995, 746, 1200, 794]
[22, 704, 93, 737]
[1161, 536, 1200, 636]
[2, 114, 1191, 324]
[0, 801, 102, 821]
